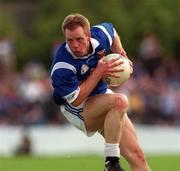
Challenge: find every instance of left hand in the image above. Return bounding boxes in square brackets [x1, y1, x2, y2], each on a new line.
[119, 50, 133, 74]
[128, 58, 133, 74]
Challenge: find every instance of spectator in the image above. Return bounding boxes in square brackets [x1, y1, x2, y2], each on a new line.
[139, 31, 162, 76]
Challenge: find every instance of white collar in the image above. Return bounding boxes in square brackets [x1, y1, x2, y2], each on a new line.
[65, 38, 99, 59]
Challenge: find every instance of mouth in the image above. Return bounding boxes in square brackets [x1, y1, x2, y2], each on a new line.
[73, 50, 83, 56]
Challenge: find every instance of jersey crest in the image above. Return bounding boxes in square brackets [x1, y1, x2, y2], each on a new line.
[81, 64, 90, 75]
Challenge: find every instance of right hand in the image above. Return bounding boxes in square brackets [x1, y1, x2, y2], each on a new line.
[95, 57, 124, 78]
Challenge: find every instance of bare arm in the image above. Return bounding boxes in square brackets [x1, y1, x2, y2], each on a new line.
[71, 68, 102, 106]
[110, 33, 127, 58]
[72, 58, 122, 106]
[111, 32, 133, 75]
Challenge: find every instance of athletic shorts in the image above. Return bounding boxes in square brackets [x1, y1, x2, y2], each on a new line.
[60, 89, 114, 137]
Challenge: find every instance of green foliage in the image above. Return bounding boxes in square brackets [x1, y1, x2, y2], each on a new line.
[0, 12, 20, 38]
[1, 0, 180, 68]
[33, 0, 180, 62]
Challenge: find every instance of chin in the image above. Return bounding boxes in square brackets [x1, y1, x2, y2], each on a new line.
[74, 52, 84, 57]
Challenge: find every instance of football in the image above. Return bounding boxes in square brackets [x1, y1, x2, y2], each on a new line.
[104, 53, 132, 86]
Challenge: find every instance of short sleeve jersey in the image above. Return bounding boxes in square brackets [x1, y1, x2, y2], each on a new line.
[50, 23, 116, 105]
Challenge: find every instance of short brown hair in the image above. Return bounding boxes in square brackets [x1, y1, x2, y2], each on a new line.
[62, 13, 90, 33]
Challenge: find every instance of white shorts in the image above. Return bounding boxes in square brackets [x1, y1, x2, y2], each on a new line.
[60, 89, 114, 137]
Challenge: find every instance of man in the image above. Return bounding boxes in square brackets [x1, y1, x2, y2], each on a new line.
[50, 13, 151, 171]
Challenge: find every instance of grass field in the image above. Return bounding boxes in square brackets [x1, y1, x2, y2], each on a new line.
[0, 154, 180, 171]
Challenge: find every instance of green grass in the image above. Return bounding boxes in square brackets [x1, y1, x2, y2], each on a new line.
[0, 154, 180, 171]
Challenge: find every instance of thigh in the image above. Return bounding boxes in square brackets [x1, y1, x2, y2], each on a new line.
[82, 94, 115, 132]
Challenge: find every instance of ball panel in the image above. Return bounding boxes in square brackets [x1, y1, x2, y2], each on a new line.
[104, 53, 131, 86]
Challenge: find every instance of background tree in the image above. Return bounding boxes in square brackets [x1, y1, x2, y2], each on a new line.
[1, 0, 179, 69]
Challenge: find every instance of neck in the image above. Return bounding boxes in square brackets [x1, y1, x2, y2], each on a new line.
[86, 41, 92, 55]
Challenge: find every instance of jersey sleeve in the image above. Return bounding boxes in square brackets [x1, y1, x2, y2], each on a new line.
[92, 22, 116, 50]
[51, 62, 80, 104]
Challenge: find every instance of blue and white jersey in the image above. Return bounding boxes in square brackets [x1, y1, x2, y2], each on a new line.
[51, 23, 116, 105]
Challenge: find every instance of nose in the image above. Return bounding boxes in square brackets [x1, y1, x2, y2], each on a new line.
[71, 40, 79, 49]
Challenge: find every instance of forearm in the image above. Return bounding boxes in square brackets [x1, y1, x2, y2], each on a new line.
[111, 34, 127, 58]
[111, 33, 133, 75]
[72, 69, 102, 106]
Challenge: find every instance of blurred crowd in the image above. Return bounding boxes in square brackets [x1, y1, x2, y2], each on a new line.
[0, 36, 65, 126]
[0, 33, 179, 127]
[114, 32, 180, 126]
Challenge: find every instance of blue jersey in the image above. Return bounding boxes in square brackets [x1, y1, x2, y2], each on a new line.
[51, 23, 116, 105]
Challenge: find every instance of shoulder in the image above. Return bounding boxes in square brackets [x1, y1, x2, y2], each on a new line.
[51, 43, 76, 77]
[93, 22, 114, 29]
[91, 22, 116, 49]
[54, 43, 68, 60]
[91, 22, 115, 37]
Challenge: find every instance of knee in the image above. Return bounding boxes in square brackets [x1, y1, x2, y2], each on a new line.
[114, 94, 129, 113]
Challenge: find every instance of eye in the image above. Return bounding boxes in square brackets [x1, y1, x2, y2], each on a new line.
[77, 38, 83, 42]
[67, 38, 73, 43]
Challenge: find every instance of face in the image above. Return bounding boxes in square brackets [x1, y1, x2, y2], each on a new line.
[64, 26, 91, 57]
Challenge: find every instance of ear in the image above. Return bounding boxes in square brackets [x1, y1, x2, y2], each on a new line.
[86, 31, 91, 39]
